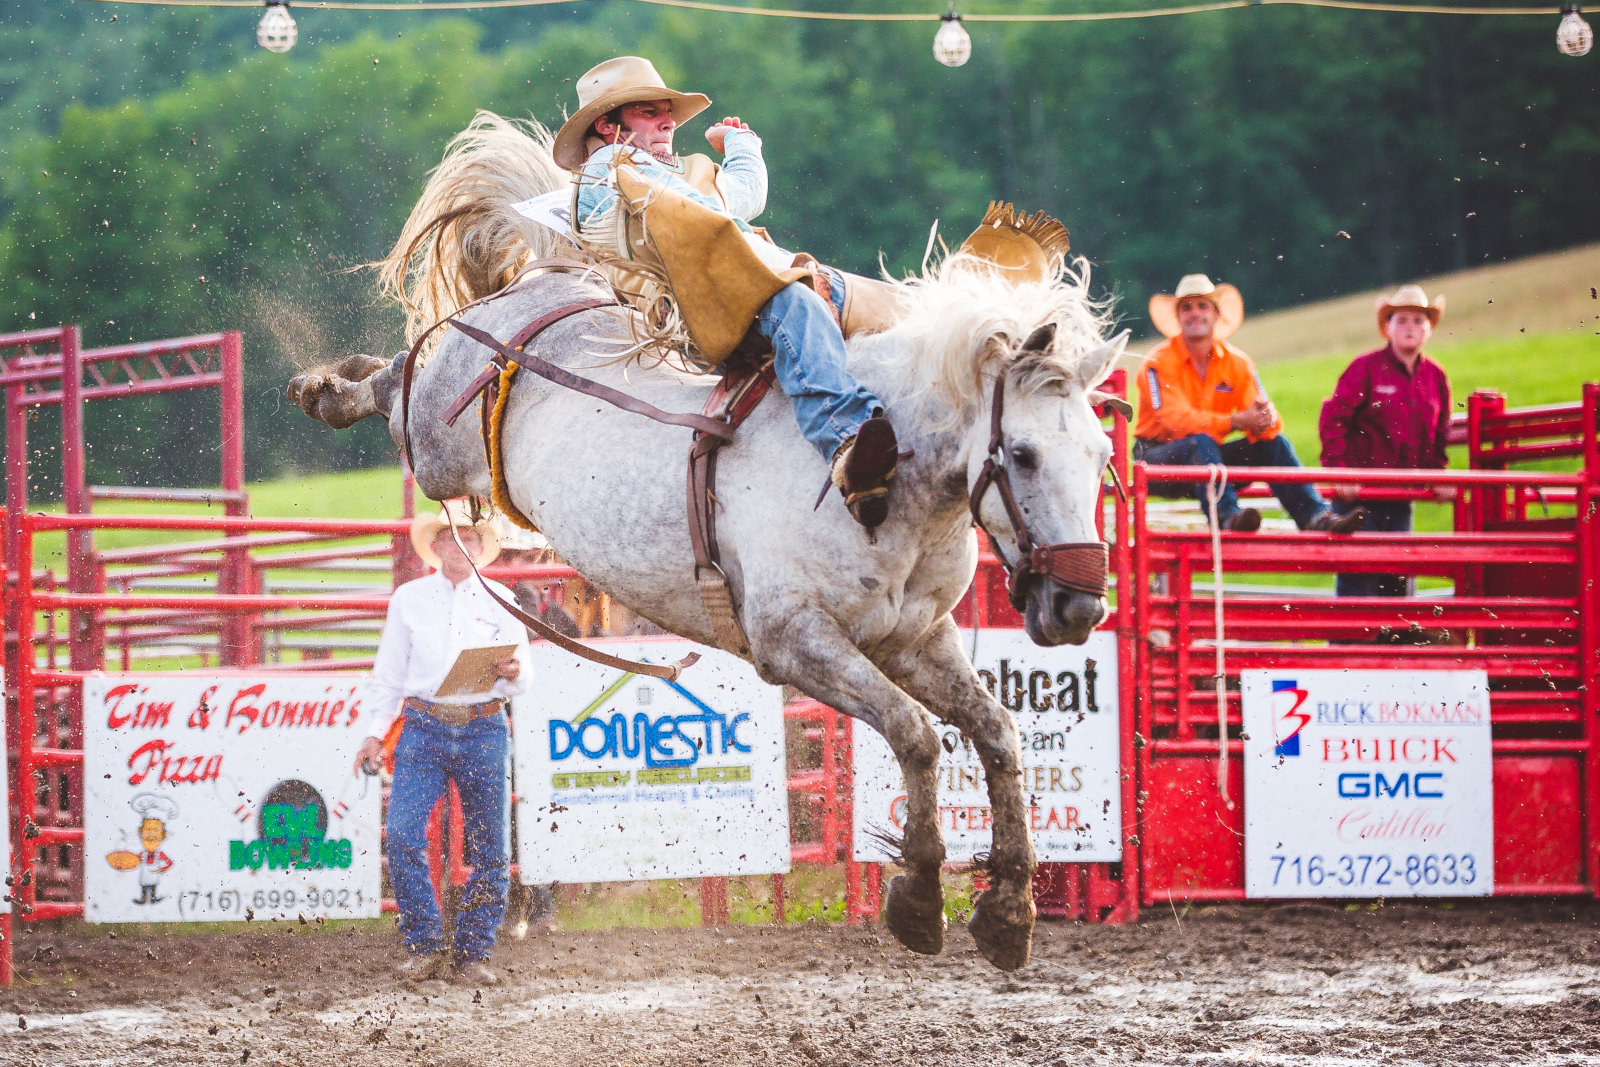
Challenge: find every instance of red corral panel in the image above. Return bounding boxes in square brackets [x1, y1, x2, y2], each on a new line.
[1133, 442, 1598, 906]
[1492, 756, 1584, 891]
[1140, 755, 1245, 903]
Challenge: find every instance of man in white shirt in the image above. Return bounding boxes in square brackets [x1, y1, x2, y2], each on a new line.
[354, 504, 530, 985]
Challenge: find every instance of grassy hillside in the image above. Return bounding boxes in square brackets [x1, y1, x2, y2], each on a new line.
[1134, 241, 1600, 363]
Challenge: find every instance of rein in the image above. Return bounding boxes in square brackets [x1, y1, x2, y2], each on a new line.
[442, 510, 699, 682]
[968, 370, 1109, 612]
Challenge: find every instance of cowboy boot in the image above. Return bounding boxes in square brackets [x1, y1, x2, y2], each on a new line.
[830, 416, 898, 530]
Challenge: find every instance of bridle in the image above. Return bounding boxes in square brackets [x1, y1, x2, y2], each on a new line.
[967, 368, 1110, 613]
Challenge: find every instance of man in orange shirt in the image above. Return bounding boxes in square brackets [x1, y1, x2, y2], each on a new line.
[1134, 274, 1364, 534]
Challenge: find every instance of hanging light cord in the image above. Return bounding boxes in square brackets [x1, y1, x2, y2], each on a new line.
[75, 0, 1566, 18]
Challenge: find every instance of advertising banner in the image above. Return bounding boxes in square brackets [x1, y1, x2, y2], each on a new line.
[83, 674, 383, 923]
[853, 630, 1122, 864]
[1243, 669, 1493, 899]
[513, 640, 790, 883]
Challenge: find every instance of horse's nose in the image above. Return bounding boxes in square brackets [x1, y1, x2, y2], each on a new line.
[1051, 588, 1107, 644]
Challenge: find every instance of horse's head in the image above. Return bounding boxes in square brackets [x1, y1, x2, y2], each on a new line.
[966, 322, 1129, 646]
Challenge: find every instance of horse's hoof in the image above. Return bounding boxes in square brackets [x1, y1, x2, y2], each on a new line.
[967, 885, 1036, 971]
[883, 873, 946, 956]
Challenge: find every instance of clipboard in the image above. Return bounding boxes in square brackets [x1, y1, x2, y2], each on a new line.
[434, 644, 518, 698]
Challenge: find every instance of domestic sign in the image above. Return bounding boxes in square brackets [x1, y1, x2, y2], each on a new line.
[853, 630, 1122, 864]
[513, 640, 790, 883]
[1243, 669, 1493, 898]
[83, 674, 383, 923]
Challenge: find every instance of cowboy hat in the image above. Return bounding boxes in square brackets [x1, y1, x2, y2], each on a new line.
[1376, 284, 1445, 333]
[410, 501, 503, 571]
[1149, 274, 1244, 341]
[957, 201, 1071, 284]
[552, 57, 712, 172]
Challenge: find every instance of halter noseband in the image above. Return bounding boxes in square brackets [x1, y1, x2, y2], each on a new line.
[968, 370, 1109, 612]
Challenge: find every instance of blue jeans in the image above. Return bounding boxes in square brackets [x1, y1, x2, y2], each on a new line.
[1134, 433, 1330, 529]
[1335, 499, 1414, 597]
[386, 710, 510, 963]
[756, 271, 881, 460]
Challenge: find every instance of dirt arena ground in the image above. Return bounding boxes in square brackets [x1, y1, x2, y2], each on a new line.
[5, 899, 1600, 1066]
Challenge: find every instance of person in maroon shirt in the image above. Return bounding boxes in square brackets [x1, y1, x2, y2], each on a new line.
[1319, 285, 1452, 597]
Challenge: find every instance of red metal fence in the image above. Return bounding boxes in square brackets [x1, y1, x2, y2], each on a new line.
[0, 510, 883, 985]
[1133, 463, 1598, 905]
[2, 342, 1595, 988]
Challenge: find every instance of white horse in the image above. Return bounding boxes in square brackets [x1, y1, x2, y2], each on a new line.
[290, 114, 1126, 970]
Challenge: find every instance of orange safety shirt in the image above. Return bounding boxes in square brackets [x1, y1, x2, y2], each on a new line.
[1134, 336, 1282, 445]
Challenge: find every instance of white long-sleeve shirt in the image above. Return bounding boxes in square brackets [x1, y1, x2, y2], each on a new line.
[576, 128, 768, 226]
[364, 571, 532, 740]
[574, 131, 795, 274]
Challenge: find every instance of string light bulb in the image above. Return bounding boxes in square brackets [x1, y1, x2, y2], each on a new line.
[1558, 4, 1593, 55]
[257, 1, 298, 53]
[933, 11, 972, 67]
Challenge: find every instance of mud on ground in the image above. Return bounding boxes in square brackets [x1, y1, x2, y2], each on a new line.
[5, 899, 1600, 1066]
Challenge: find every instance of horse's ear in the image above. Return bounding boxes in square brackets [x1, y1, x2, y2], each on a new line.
[1020, 322, 1056, 353]
[1078, 329, 1130, 391]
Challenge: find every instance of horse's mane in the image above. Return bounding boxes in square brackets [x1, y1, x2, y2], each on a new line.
[866, 254, 1115, 428]
[374, 111, 572, 347]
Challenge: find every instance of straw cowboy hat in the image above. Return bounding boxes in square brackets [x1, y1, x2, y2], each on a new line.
[1376, 284, 1446, 334]
[410, 502, 503, 570]
[552, 56, 712, 172]
[1149, 274, 1244, 341]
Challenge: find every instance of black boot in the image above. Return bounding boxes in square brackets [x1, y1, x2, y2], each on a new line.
[830, 416, 898, 530]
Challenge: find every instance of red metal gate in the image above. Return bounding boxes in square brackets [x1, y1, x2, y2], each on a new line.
[1134, 413, 1598, 905]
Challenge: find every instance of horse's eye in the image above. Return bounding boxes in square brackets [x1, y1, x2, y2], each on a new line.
[1011, 444, 1038, 470]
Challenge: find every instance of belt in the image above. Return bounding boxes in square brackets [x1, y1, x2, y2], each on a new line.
[403, 696, 507, 727]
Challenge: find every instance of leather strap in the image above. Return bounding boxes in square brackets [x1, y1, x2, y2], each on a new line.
[686, 360, 776, 658]
[446, 318, 735, 440]
[399, 257, 602, 466]
[1029, 542, 1109, 598]
[969, 368, 1110, 610]
[442, 298, 618, 427]
[442, 515, 699, 681]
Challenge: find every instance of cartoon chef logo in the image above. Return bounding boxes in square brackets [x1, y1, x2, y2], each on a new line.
[105, 793, 179, 904]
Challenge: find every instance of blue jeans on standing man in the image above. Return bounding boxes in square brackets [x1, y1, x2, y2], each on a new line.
[1133, 432, 1331, 529]
[756, 268, 880, 461]
[386, 708, 510, 964]
[1333, 499, 1414, 597]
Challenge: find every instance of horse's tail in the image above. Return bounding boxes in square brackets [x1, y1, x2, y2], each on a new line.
[373, 110, 574, 347]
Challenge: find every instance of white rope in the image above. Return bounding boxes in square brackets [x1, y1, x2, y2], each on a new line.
[1203, 464, 1234, 810]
